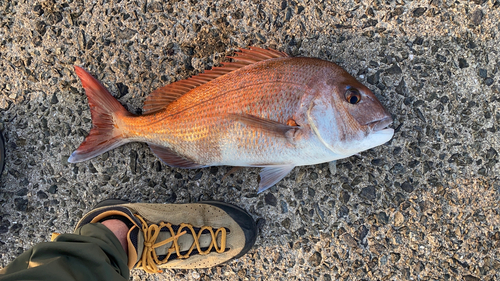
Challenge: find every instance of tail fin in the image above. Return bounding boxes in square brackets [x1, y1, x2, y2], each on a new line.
[68, 66, 132, 163]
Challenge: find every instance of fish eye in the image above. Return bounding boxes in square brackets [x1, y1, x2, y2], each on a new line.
[345, 88, 361, 104]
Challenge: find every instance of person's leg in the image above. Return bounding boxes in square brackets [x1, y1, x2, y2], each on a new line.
[0, 222, 129, 281]
[101, 219, 129, 252]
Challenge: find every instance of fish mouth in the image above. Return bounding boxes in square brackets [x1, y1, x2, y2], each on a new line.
[367, 116, 393, 132]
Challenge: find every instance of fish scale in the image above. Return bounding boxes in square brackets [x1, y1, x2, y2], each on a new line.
[69, 47, 393, 193]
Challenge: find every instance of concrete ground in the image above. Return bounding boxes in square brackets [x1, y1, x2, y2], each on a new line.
[1, 0, 500, 280]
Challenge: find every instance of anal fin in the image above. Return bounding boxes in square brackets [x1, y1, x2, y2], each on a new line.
[148, 144, 206, 169]
[258, 165, 295, 193]
[328, 160, 337, 175]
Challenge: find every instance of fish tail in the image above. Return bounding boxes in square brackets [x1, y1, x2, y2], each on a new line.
[68, 66, 133, 163]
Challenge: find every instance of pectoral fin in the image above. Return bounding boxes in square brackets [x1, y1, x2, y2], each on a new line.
[258, 165, 295, 193]
[229, 114, 299, 140]
[148, 144, 206, 169]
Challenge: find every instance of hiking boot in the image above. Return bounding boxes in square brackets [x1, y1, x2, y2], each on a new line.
[75, 199, 257, 273]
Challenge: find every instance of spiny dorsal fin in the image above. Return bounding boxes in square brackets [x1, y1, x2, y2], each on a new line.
[142, 47, 288, 114]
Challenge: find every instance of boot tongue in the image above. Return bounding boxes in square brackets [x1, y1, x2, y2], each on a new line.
[154, 230, 217, 255]
[127, 226, 142, 269]
[127, 224, 221, 267]
[127, 224, 190, 269]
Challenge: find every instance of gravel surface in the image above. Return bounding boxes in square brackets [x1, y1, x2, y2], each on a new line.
[1, 0, 500, 280]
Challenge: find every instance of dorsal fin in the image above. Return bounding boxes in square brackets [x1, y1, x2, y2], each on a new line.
[142, 47, 288, 114]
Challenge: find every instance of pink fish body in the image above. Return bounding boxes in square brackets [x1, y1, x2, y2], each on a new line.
[69, 47, 394, 193]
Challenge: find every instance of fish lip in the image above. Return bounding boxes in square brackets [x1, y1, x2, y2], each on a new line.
[367, 116, 393, 132]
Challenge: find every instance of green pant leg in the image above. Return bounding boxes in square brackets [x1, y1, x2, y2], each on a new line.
[0, 223, 130, 281]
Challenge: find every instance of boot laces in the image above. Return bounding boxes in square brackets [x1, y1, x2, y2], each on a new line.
[134, 214, 227, 273]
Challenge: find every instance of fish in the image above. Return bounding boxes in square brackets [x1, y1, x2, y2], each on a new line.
[69, 47, 394, 193]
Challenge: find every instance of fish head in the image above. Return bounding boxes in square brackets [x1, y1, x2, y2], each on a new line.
[307, 65, 394, 157]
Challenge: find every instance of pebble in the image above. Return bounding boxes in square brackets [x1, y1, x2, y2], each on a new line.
[280, 200, 288, 213]
[0, 96, 10, 110]
[192, 271, 200, 279]
[48, 185, 58, 194]
[16, 188, 28, 196]
[116, 83, 129, 98]
[394, 211, 404, 226]
[367, 71, 380, 85]
[308, 187, 315, 198]
[391, 253, 401, 263]
[308, 251, 322, 267]
[391, 163, 406, 175]
[50, 93, 59, 104]
[412, 8, 426, 17]
[436, 54, 447, 63]
[492, 232, 500, 241]
[37, 190, 48, 199]
[148, 2, 163, 13]
[14, 198, 28, 212]
[377, 212, 389, 224]
[359, 186, 376, 201]
[256, 218, 266, 231]
[458, 58, 469, 68]
[210, 166, 218, 175]
[0, 220, 10, 234]
[294, 188, 303, 200]
[9, 224, 22, 234]
[264, 193, 277, 207]
[484, 78, 494, 86]
[355, 225, 368, 243]
[471, 10, 483, 26]
[342, 233, 358, 248]
[191, 171, 203, 181]
[281, 218, 290, 229]
[413, 37, 424, 45]
[486, 148, 497, 159]
[401, 181, 414, 193]
[129, 151, 138, 174]
[385, 64, 402, 75]
[478, 69, 487, 79]
[285, 8, 292, 22]
[339, 190, 350, 204]
[464, 275, 480, 281]
[338, 205, 349, 218]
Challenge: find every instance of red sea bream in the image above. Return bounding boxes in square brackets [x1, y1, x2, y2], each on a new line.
[69, 47, 394, 193]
